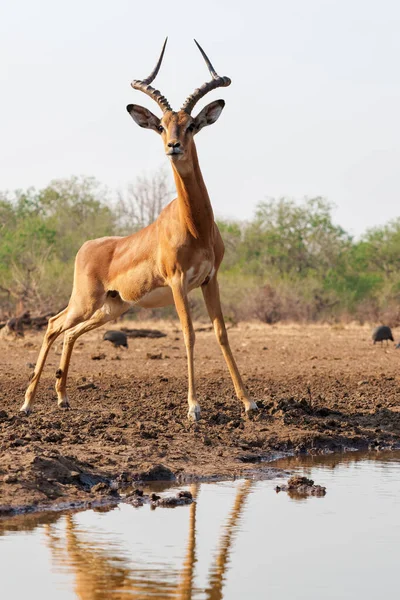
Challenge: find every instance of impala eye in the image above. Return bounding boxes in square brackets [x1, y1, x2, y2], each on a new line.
[187, 123, 196, 132]
[158, 125, 164, 133]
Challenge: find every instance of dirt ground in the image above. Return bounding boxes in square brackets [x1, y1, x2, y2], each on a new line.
[1, 321, 400, 514]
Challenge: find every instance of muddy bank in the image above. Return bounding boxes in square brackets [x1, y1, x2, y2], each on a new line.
[1, 322, 400, 514]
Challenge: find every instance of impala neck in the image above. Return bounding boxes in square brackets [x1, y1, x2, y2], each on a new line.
[171, 143, 214, 242]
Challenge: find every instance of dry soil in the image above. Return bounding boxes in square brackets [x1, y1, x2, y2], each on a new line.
[1, 321, 400, 514]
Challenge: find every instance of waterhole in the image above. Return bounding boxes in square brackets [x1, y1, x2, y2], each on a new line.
[1, 451, 399, 599]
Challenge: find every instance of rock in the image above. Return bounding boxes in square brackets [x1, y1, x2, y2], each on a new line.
[77, 382, 97, 391]
[177, 490, 193, 500]
[0, 505, 13, 515]
[238, 453, 262, 463]
[276, 475, 326, 497]
[127, 496, 145, 507]
[146, 352, 163, 360]
[91, 353, 106, 361]
[43, 432, 64, 443]
[11, 439, 25, 447]
[3, 474, 18, 484]
[151, 491, 194, 508]
[91, 482, 114, 495]
[288, 476, 314, 487]
[136, 464, 175, 482]
[115, 472, 132, 484]
[124, 488, 193, 509]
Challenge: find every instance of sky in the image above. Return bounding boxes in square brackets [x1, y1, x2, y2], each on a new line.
[1, 0, 399, 237]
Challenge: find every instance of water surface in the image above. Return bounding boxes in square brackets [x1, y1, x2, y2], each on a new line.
[1, 451, 400, 599]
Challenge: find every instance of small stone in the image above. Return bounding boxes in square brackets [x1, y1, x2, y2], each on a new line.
[3, 474, 18, 484]
[91, 482, 111, 494]
[177, 490, 193, 500]
[137, 464, 175, 482]
[77, 382, 97, 391]
[288, 476, 314, 488]
[12, 439, 25, 447]
[91, 353, 106, 361]
[146, 352, 162, 360]
[0, 505, 13, 515]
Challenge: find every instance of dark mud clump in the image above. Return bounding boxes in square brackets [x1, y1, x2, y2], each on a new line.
[276, 475, 326, 497]
[124, 488, 193, 508]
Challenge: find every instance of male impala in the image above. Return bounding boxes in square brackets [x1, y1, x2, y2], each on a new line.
[21, 39, 258, 421]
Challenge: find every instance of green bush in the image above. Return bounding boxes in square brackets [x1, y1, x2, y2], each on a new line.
[1, 178, 399, 325]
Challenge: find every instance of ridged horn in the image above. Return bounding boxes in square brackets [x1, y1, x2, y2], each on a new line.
[181, 40, 231, 114]
[131, 37, 172, 113]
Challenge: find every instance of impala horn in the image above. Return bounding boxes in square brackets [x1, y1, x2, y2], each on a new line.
[181, 39, 231, 114]
[131, 37, 172, 113]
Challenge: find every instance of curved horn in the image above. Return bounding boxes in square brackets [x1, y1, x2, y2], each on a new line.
[181, 40, 231, 114]
[131, 37, 172, 113]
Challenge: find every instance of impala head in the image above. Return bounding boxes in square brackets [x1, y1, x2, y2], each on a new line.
[127, 39, 231, 166]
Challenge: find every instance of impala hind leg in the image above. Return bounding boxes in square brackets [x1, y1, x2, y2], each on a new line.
[171, 279, 200, 421]
[20, 291, 106, 413]
[202, 277, 257, 415]
[20, 308, 73, 414]
[55, 301, 128, 409]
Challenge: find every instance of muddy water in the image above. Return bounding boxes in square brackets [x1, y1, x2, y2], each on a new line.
[1, 451, 400, 599]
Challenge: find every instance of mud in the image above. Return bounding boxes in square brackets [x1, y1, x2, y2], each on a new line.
[1, 322, 400, 514]
[275, 475, 327, 497]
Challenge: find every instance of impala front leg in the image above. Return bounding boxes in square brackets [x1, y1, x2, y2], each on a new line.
[171, 278, 200, 421]
[202, 276, 257, 415]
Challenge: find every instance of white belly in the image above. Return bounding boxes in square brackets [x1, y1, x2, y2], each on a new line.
[136, 287, 174, 308]
[126, 262, 215, 309]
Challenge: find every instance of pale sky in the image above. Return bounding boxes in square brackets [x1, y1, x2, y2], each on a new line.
[1, 0, 399, 236]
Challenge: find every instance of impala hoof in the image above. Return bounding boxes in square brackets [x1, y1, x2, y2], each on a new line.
[58, 397, 71, 410]
[19, 404, 32, 416]
[188, 406, 201, 422]
[245, 400, 258, 415]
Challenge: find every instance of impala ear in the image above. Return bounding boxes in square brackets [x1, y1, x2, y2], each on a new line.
[193, 99, 225, 133]
[126, 104, 161, 133]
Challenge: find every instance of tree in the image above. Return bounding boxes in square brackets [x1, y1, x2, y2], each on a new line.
[116, 168, 173, 234]
[243, 197, 350, 278]
[0, 177, 116, 314]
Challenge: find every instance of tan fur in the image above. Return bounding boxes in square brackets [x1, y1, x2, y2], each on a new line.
[21, 101, 257, 420]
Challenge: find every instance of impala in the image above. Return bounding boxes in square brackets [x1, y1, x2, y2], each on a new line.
[21, 39, 258, 421]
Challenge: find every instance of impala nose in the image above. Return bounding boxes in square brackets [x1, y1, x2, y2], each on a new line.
[167, 141, 181, 148]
